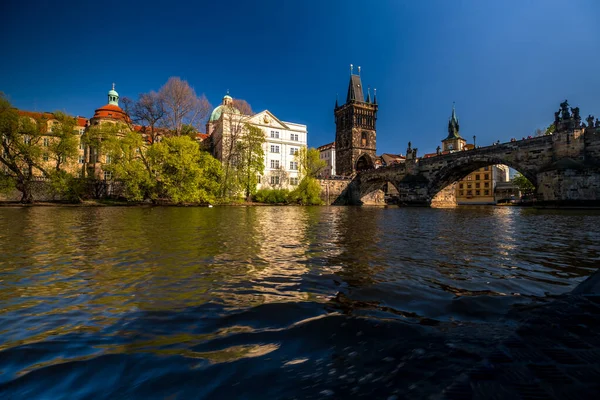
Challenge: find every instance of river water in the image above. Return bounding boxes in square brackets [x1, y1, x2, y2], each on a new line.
[0, 206, 599, 399]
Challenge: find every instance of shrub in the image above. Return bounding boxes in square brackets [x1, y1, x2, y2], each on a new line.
[253, 188, 290, 204]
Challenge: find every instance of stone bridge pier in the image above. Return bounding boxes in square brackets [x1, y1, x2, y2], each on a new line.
[334, 117, 600, 207]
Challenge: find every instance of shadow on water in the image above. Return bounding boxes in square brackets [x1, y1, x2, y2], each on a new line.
[1, 206, 599, 398]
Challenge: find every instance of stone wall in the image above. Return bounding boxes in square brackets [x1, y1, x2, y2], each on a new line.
[318, 178, 352, 205]
[430, 183, 457, 208]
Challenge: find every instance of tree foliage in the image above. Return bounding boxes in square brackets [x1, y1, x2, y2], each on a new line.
[296, 147, 327, 179]
[512, 172, 535, 194]
[235, 123, 265, 200]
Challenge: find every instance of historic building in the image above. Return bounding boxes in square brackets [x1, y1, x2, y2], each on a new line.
[206, 92, 307, 189]
[334, 67, 378, 176]
[442, 104, 466, 152]
[455, 165, 510, 204]
[317, 142, 336, 178]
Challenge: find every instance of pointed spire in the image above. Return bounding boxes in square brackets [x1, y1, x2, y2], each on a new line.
[366, 86, 371, 103]
[112, 82, 115, 91]
[335, 93, 339, 109]
[374, 88, 377, 104]
[451, 101, 457, 122]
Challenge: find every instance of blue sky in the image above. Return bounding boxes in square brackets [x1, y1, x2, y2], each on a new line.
[1, 0, 599, 155]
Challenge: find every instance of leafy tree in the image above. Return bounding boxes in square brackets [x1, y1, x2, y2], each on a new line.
[235, 123, 265, 200]
[296, 147, 327, 179]
[147, 136, 222, 204]
[47, 111, 79, 172]
[512, 172, 535, 195]
[0, 94, 50, 202]
[289, 147, 327, 205]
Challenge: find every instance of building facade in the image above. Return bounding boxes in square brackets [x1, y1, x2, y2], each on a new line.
[456, 164, 510, 204]
[207, 93, 307, 190]
[334, 68, 378, 176]
[317, 142, 336, 178]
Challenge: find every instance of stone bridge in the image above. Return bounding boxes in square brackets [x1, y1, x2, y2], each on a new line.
[335, 123, 600, 207]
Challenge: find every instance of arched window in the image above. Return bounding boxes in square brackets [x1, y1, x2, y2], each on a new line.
[361, 131, 368, 147]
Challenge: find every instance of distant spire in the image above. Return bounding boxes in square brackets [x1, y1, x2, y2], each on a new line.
[112, 82, 115, 91]
[350, 64, 354, 75]
[366, 86, 371, 103]
[335, 93, 339, 108]
[373, 88, 377, 104]
[358, 66, 361, 76]
[451, 101, 457, 121]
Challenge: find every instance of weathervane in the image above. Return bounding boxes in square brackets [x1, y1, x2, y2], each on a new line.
[358, 66, 361, 76]
[112, 82, 115, 90]
[350, 64, 353, 75]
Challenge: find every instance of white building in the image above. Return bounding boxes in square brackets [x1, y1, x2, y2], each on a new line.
[207, 93, 307, 190]
[317, 142, 336, 178]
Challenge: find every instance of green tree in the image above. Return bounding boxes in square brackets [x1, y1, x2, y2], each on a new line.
[0, 94, 50, 202]
[289, 147, 327, 205]
[235, 123, 265, 200]
[47, 111, 79, 172]
[147, 136, 222, 204]
[512, 172, 535, 195]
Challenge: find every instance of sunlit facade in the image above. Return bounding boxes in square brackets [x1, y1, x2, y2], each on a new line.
[456, 165, 510, 204]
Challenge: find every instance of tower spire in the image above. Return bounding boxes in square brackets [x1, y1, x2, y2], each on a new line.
[374, 88, 377, 104]
[366, 86, 371, 103]
[335, 93, 339, 108]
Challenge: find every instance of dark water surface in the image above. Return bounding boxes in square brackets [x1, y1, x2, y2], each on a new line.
[1, 206, 599, 399]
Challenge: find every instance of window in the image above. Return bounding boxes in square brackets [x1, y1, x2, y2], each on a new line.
[459, 183, 463, 189]
[475, 183, 480, 189]
[466, 176, 472, 180]
[78, 155, 85, 164]
[475, 174, 480, 180]
[23, 135, 31, 145]
[79, 128, 85, 135]
[103, 171, 112, 180]
[476, 190, 480, 196]
[271, 176, 280, 185]
[105, 155, 112, 164]
[361, 131, 368, 146]
[79, 143, 85, 150]
[484, 182, 489, 188]
[270, 145, 280, 153]
[467, 190, 472, 196]
[270, 160, 280, 169]
[290, 147, 298, 155]
[485, 174, 490, 180]
[257, 175, 261, 184]
[270, 130, 279, 138]
[290, 177, 299, 185]
[290, 133, 299, 141]
[484, 190, 490, 195]
[467, 184, 472, 189]
[459, 190, 464, 196]
[43, 137, 50, 147]
[289, 161, 298, 170]
[43, 153, 49, 162]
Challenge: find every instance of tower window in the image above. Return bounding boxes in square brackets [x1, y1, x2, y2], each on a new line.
[361, 132, 368, 147]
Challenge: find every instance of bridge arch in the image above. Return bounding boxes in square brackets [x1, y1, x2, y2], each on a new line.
[427, 154, 538, 200]
[355, 153, 374, 172]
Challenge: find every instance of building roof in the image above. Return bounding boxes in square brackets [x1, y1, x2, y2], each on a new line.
[17, 110, 88, 128]
[317, 142, 335, 151]
[92, 103, 130, 122]
[347, 74, 364, 103]
[381, 153, 405, 165]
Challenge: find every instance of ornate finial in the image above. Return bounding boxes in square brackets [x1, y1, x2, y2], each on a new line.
[226, 89, 230, 95]
[350, 64, 353, 75]
[358, 66, 361, 76]
[112, 82, 115, 90]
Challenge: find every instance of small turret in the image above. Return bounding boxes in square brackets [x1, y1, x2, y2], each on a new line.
[108, 83, 119, 106]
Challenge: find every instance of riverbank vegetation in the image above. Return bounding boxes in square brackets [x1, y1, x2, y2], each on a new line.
[0, 91, 326, 205]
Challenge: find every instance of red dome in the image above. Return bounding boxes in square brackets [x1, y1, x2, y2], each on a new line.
[92, 104, 130, 123]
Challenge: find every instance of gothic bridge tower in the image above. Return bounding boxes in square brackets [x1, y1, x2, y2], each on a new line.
[334, 66, 378, 176]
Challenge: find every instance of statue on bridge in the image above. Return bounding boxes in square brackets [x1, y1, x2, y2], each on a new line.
[560, 100, 571, 120]
[587, 115, 595, 128]
[571, 106, 581, 126]
[596, 118, 600, 128]
[554, 111, 561, 127]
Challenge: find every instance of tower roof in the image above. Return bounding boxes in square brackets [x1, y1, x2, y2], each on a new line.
[346, 74, 364, 103]
[444, 103, 462, 140]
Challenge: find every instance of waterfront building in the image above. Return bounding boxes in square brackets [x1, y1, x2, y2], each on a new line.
[455, 165, 510, 204]
[206, 92, 307, 190]
[317, 142, 336, 178]
[334, 67, 378, 176]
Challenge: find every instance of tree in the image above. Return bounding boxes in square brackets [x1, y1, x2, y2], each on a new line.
[218, 99, 255, 198]
[296, 147, 327, 179]
[235, 123, 265, 200]
[158, 77, 211, 136]
[0, 94, 51, 202]
[289, 147, 327, 205]
[47, 111, 79, 172]
[122, 91, 165, 143]
[147, 136, 222, 204]
[512, 172, 535, 195]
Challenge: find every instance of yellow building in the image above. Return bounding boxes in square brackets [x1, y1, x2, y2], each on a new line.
[456, 165, 510, 204]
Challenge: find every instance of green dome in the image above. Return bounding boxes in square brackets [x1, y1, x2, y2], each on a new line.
[108, 89, 119, 97]
[209, 104, 240, 122]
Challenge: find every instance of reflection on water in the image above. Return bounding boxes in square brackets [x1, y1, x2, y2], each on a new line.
[1, 206, 599, 398]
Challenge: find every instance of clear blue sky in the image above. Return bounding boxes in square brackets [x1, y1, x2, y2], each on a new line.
[1, 0, 599, 155]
